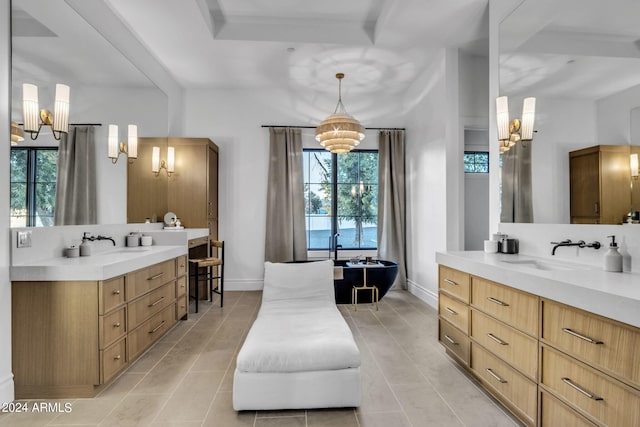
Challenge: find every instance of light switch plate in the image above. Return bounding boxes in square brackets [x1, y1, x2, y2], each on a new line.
[17, 230, 32, 248]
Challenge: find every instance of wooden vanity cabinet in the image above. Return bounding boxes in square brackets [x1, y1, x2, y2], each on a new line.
[12, 256, 184, 399]
[569, 145, 631, 224]
[437, 264, 640, 427]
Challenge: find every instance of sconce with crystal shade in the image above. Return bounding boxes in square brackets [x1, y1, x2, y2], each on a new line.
[496, 96, 536, 153]
[152, 146, 175, 177]
[22, 83, 70, 140]
[108, 124, 138, 164]
[315, 73, 365, 154]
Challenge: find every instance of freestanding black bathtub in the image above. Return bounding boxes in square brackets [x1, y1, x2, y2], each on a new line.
[333, 260, 398, 304]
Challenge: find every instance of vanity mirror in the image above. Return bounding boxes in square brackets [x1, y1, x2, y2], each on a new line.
[10, 0, 168, 227]
[499, 0, 640, 224]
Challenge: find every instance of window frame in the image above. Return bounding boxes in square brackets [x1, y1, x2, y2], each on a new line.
[464, 150, 490, 174]
[303, 148, 379, 252]
[10, 147, 58, 227]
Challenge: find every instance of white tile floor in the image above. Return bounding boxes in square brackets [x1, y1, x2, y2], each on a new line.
[0, 290, 522, 426]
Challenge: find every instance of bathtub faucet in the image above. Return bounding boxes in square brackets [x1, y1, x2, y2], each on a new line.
[333, 232, 342, 261]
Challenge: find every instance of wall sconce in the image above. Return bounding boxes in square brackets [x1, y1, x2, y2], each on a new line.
[496, 96, 536, 153]
[108, 124, 138, 164]
[152, 146, 175, 177]
[22, 83, 70, 140]
[631, 153, 639, 180]
[10, 121, 24, 145]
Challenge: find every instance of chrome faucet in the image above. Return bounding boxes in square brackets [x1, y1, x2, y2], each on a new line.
[551, 239, 600, 255]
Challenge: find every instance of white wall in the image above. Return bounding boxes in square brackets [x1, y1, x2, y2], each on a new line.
[596, 83, 640, 146]
[1, 0, 14, 404]
[404, 49, 461, 307]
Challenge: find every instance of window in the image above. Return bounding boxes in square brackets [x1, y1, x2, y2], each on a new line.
[10, 148, 58, 227]
[464, 151, 489, 173]
[303, 149, 378, 251]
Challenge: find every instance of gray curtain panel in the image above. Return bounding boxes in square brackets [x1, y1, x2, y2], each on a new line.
[500, 141, 533, 223]
[378, 130, 407, 289]
[54, 126, 97, 225]
[264, 127, 308, 262]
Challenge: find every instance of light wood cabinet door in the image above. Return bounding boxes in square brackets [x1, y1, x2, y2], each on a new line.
[541, 346, 640, 427]
[439, 318, 470, 365]
[127, 138, 169, 223]
[127, 281, 176, 331]
[471, 344, 537, 426]
[100, 338, 127, 384]
[471, 276, 538, 337]
[471, 309, 538, 380]
[542, 299, 640, 388]
[439, 292, 469, 334]
[99, 306, 126, 349]
[99, 276, 125, 315]
[438, 265, 470, 303]
[127, 259, 176, 300]
[540, 390, 598, 427]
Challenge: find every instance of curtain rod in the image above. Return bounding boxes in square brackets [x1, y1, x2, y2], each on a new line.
[261, 125, 405, 131]
[16, 123, 102, 126]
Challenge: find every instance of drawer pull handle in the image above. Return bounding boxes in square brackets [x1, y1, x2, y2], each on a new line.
[486, 368, 507, 384]
[487, 333, 508, 346]
[113, 355, 121, 361]
[561, 378, 604, 401]
[148, 296, 166, 308]
[562, 328, 603, 345]
[147, 272, 165, 281]
[487, 297, 509, 307]
[149, 320, 166, 334]
[444, 278, 458, 286]
[445, 307, 457, 315]
[113, 322, 121, 328]
[112, 289, 121, 295]
[444, 335, 458, 345]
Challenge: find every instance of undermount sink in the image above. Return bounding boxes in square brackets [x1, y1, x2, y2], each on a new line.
[501, 259, 586, 272]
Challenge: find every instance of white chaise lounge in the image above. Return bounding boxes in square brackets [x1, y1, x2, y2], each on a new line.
[233, 260, 362, 410]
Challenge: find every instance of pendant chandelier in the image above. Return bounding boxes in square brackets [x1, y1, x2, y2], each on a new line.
[315, 73, 365, 154]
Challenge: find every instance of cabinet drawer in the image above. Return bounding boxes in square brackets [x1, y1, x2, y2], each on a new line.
[99, 276, 125, 315]
[176, 255, 187, 277]
[439, 318, 470, 365]
[541, 346, 640, 427]
[439, 292, 469, 334]
[542, 299, 640, 388]
[471, 344, 537, 426]
[188, 236, 209, 249]
[540, 390, 597, 427]
[471, 310, 537, 380]
[177, 293, 188, 320]
[471, 277, 538, 337]
[100, 337, 127, 384]
[438, 265, 470, 303]
[128, 303, 176, 361]
[127, 259, 176, 300]
[128, 282, 176, 331]
[99, 306, 126, 349]
[176, 276, 187, 298]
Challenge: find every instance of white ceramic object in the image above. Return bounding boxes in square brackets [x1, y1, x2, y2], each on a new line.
[141, 236, 153, 246]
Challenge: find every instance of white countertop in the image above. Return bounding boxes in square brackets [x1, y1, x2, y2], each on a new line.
[436, 251, 640, 328]
[11, 245, 187, 282]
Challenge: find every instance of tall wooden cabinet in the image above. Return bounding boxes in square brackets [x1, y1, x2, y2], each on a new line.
[569, 145, 631, 224]
[127, 137, 219, 240]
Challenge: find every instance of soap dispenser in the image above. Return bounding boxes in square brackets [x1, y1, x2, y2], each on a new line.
[80, 232, 92, 257]
[604, 235, 623, 272]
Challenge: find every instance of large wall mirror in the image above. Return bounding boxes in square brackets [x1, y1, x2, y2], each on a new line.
[10, 0, 168, 227]
[499, 0, 640, 224]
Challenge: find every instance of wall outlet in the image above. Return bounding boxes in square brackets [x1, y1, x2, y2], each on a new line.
[17, 230, 32, 248]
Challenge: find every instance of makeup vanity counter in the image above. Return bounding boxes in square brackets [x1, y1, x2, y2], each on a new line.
[436, 251, 640, 427]
[11, 245, 190, 399]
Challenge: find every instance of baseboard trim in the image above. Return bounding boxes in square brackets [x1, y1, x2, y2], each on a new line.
[0, 372, 15, 404]
[224, 279, 263, 291]
[407, 279, 438, 309]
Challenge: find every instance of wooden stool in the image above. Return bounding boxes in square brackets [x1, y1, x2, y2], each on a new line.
[188, 240, 224, 312]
